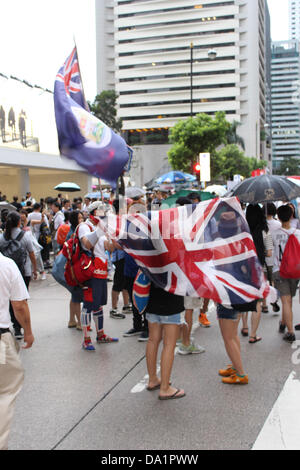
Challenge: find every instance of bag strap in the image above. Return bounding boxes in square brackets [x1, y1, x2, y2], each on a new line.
[16, 231, 25, 242]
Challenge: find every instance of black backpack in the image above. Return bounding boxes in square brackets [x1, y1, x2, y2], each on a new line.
[0, 231, 27, 275]
[38, 221, 52, 247]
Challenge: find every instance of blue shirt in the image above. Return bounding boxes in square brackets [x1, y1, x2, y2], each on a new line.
[124, 252, 139, 278]
[111, 248, 125, 263]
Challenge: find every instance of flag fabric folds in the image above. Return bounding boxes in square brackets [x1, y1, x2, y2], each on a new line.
[54, 47, 129, 187]
[106, 197, 275, 307]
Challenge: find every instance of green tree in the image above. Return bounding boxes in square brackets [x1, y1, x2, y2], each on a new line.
[88, 90, 123, 133]
[168, 112, 231, 177]
[216, 145, 267, 181]
[226, 120, 245, 150]
[273, 157, 300, 176]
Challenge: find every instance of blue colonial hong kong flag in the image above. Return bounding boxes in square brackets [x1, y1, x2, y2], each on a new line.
[106, 197, 276, 308]
[54, 47, 129, 187]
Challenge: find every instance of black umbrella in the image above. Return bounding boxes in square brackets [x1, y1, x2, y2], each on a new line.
[227, 175, 300, 204]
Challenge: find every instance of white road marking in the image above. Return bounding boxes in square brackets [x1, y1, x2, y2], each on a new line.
[131, 365, 161, 393]
[252, 371, 300, 450]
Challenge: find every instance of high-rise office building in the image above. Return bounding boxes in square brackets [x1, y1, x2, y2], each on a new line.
[95, 0, 116, 92]
[289, 0, 300, 40]
[113, 0, 269, 163]
[271, 40, 300, 170]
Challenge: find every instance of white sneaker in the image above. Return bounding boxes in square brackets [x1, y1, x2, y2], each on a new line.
[41, 273, 47, 280]
[178, 343, 206, 355]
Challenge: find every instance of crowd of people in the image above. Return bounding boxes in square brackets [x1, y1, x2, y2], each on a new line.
[1, 185, 300, 448]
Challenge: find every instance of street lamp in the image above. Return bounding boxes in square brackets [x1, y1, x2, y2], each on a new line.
[190, 44, 218, 117]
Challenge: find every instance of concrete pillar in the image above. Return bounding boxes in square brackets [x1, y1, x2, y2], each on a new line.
[18, 168, 30, 198]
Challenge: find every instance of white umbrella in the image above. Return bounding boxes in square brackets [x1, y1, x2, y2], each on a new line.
[125, 187, 145, 199]
[205, 185, 227, 197]
[0, 201, 16, 211]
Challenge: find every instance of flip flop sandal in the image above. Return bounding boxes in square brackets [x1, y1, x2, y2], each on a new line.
[158, 388, 185, 400]
[147, 384, 160, 391]
[241, 328, 249, 337]
[147, 382, 171, 391]
[249, 336, 262, 344]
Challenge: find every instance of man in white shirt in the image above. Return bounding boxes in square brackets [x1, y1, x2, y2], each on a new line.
[77, 202, 116, 350]
[272, 205, 300, 343]
[264, 203, 281, 313]
[0, 253, 34, 450]
[25, 191, 36, 206]
[27, 203, 49, 240]
[51, 202, 65, 254]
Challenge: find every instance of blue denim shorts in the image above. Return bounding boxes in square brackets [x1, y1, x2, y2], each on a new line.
[217, 304, 241, 321]
[146, 313, 183, 325]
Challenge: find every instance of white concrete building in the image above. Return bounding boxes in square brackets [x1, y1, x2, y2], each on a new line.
[113, 0, 269, 165]
[95, 0, 116, 92]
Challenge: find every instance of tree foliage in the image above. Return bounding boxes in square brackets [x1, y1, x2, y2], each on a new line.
[273, 157, 300, 176]
[226, 120, 245, 150]
[168, 112, 267, 180]
[168, 112, 231, 175]
[216, 145, 267, 180]
[88, 90, 123, 133]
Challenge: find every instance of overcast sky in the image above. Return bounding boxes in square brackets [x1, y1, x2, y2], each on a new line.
[0, 0, 96, 101]
[268, 0, 289, 41]
[0, 0, 290, 102]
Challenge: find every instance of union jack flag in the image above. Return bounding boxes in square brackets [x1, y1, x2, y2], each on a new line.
[54, 47, 130, 187]
[56, 47, 88, 110]
[107, 197, 274, 306]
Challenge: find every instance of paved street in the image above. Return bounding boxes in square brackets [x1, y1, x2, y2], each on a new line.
[9, 273, 300, 451]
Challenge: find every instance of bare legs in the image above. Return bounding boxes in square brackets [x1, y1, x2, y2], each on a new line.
[69, 300, 81, 327]
[218, 316, 245, 376]
[112, 289, 129, 310]
[281, 295, 294, 334]
[146, 321, 184, 398]
[182, 309, 193, 346]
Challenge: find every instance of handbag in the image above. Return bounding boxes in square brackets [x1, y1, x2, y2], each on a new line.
[62, 226, 95, 287]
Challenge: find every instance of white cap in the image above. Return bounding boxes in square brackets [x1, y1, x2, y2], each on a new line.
[87, 201, 108, 213]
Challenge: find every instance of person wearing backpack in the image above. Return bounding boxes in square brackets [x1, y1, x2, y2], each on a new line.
[77, 201, 116, 351]
[0, 211, 37, 339]
[272, 204, 300, 343]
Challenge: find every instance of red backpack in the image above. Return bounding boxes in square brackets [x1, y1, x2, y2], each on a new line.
[280, 231, 300, 279]
[62, 225, 95, 287]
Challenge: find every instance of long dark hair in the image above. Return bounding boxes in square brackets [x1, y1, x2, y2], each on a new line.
[246, 204, 268, 233]
[4, 211, 21, 240]
[246, 204, 268, 266]
[69, 210, 83, 231]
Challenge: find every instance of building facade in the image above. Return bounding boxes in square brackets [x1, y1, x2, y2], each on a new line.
[271, 40, 300, 170]
[113, 0, 269, 168]
[95, 0, 116, 93]
[289, 0, 300, 40]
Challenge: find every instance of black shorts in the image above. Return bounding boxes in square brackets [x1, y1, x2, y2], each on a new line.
[83, 278, 108, 311]
[113, 259, 125, 292]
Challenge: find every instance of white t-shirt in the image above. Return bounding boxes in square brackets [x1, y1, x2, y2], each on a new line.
[263, 230, 274, 267]
[290, 218, 300, 230]
[267, 218, 281, 233]
[0, 253, 29, 328]
[53, 211, 65, 240]
[77, 220, 107, 263]
[272, 227, 300, 273]
[28, 212, 49, 238]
